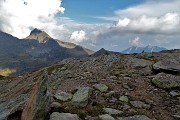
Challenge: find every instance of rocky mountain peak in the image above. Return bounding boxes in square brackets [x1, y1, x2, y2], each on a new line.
[30, 28, 43, 35]
[26, 28, 51, 43]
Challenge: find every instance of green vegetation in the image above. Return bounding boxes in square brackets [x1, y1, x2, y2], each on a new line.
[46, 64, 64, 75]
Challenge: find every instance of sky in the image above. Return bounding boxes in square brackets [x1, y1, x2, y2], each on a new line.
[0, 0, 180, 52]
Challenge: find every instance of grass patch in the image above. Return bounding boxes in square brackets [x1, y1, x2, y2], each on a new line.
[60, 101, 104, 119]
[46, 64, 64, 75]
[0, 68, 16, 76]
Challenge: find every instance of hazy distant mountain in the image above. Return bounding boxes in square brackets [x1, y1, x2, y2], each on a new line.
[122, 45, 167, 54]
[0, 29, 94, 76]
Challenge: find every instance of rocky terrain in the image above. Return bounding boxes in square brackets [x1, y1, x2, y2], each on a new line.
[0, 49, 180, 120]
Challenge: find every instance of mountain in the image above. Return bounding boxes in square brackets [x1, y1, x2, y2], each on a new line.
[0, 29, 94, 76]
[26, 28, 51, 43]
[0, 49, 179, 120]
[122, 45, 167, 54]
[91, 48, 121, 57]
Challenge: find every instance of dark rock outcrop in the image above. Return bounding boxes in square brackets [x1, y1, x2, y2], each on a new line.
[21, 73, 51, 120]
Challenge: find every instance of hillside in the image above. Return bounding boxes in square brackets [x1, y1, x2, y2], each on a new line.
[0, 49, 179, 120]
[0, 29, 94, 76]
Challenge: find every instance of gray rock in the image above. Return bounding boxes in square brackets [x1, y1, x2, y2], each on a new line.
[50, 112, 80, 120]
[93, 84, 108, 92]
[21, 73, 51, 120]
[118, 115, 152, 120]
[105, 91, 115, 97]
[152, 73, 180, 89]
[103, 108, 123, 115]
[153, 61, 180, 73]
[172, 115, 180, 119]
[123, 104, 131, 110]
[99, 114, 115, 120]
[169, 91, 179, 97]
[54, 90, 73, 101]
[71, 87, 93, 107]
[119, 96, 129, 103]
[130, 101, 150, 109]
[50, 102, 62, 108]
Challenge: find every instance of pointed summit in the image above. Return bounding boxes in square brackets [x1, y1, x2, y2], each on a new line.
[26, 28, 51, 43]
[92, 48, 112, 57]
[30, 28, 43, 35]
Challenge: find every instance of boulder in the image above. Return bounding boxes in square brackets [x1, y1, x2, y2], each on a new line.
[153, 61, 180, 73]
[71, 87, 93, 107]
[119, 96, 129, 103]
[118, 115, 152, 120]
[130, 101, 150, 109]
[169, 91, 180, 97]
[54, 90, 73, 101]
[93, 84, 108, 92]
[21, 73, 51, 120]
[50, 102, 62, 109]
[152, 73, 180, 89]
[103, 108, 123, 115]
[105, 91, 115, 97]
[50, 112, 80, 120]
[99, 114, 115, 120]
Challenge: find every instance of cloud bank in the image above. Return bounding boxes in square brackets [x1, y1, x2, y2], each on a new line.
[93, 0, 180, 51]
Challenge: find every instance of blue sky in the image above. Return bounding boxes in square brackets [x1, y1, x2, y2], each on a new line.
[0, 0, 180, 52]
[62, 0, 145, 23]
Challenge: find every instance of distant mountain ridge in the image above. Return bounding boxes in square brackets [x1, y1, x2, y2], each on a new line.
[0, 29, 94, 76]
[122, 45, 167, 54]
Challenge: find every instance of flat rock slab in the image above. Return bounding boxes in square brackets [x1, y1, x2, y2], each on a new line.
[152, 73, 180, 89]
[50, 112, 80, 120]
[99, 114, 115, 120]
[118, 115, 152, 120]
[103, 108, 123, 115]
[50, 102, 62, 108]
[153, 61, 180, 73]
[119, 96, 129, 103]
[130, 101, 150, 109]
[71, 87, 93, 108]
[93, 84, 108, 92]
[54, 90, 73, 101]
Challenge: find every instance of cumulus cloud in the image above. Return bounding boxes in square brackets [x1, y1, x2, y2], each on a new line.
[114, 12, 180, 34]
[129, 37, 143, 47]
[91, 0, 180, 51]
[0, 0, 65, 38]
[115, 0, 180, 18]
[116, 18, 130, 27]
[70, 30, 87, 44]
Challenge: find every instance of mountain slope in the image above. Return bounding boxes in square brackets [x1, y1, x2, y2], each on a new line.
[0, 49, 179, 120]
[0, 29, 94, 76]
[122, 45, 167, 54]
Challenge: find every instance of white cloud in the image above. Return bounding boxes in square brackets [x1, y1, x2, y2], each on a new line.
[114, 12, 180, 34]
[0, 0, 65, 38]
[115, 0, 180, 18]
[129, 37, 143, 47]
[116, 18, 130, 27]
[70, 30, 87, 44]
